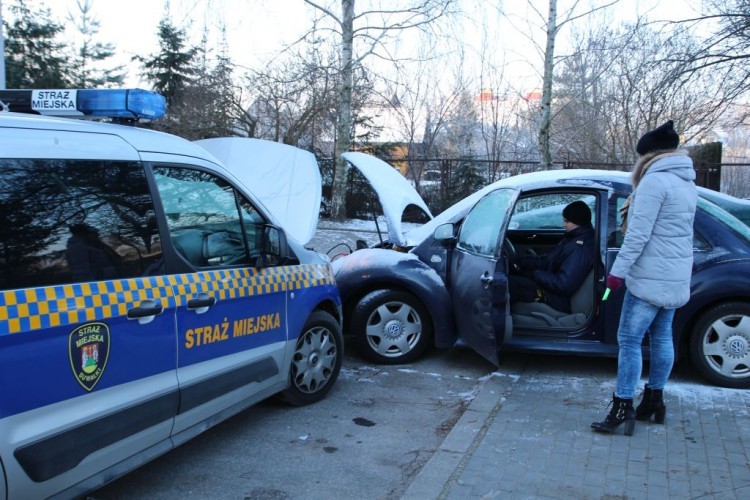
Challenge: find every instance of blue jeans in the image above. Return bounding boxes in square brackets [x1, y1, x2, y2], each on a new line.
[615, 291, 676, 399]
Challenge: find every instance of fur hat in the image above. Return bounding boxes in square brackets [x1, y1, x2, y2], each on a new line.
[563, 201, 591, 226]
[636, 120, 680, 155]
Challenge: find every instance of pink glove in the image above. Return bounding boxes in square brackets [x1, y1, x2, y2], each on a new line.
[606, 274, 624, 292]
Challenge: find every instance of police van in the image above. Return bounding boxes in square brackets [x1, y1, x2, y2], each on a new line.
[0, 89, 343, 499]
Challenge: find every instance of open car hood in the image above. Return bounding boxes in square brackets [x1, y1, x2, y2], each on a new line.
[342, 152, 432, 246]
[195, 138, 321, 244]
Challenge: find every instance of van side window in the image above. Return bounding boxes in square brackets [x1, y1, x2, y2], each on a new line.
[153, 166, 265, 268]
[0, 159, 163, 291]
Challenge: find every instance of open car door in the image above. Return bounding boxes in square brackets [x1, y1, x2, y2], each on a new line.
[449, 188, 519, 365]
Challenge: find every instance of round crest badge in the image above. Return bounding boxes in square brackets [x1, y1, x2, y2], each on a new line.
[68, 322, 110, 391]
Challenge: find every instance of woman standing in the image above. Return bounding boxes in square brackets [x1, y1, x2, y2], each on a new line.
[591, 120, 697, 436]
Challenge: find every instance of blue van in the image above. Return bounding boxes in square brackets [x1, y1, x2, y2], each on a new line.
[0, 89, 343, 499]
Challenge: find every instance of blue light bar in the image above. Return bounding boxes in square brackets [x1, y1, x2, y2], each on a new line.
[0, 89, 166, 121]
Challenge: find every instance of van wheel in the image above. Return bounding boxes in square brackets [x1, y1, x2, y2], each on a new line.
[690, 302, 750, 389]
[351, 289, 432, 364]
[282, 311, 343, 406]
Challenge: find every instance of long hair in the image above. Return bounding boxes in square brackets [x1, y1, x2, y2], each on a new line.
[631, 150, 688, 188]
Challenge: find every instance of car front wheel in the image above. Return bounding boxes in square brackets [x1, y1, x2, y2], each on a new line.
[282, 311, 343, 406]
[351, 289, 432, 364]
[690, 302, 750, 389]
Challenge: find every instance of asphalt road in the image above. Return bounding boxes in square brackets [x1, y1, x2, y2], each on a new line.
[88, 344, 497, 500]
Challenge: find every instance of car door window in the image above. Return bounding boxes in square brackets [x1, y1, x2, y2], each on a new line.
[457, 189, 515, 256]
[510, 193, 597, 230]
[153, 166, 264, 268]
[0, 159, 162, 290]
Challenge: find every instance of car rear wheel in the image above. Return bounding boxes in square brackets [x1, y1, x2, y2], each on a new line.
[281, 311, 343, 406]
[690, 302, 750, 389]
[351, 289, 432, 364]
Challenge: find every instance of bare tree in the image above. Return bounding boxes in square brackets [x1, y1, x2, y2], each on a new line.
[242, 35, 347, 150]
[537, 0, 558, 168]
[673, 0, 750, 108]
[551, 23, 638, 163]
[302, 0, 458, 219]
[522, 0, 617, 167]
[551, 18, 741, 165]
[474, 28, 527, 178]
[377, 34, 466, 192]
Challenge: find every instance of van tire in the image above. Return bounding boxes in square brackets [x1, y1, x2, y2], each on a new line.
[281, 311, 343, 406]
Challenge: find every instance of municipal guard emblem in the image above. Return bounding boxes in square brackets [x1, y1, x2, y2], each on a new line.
[69, 322, 110, 391]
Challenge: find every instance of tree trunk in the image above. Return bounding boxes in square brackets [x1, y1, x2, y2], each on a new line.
[0, 0, 6, 90]
[331, 0, 355, 220]
[538, 0, 557, 169]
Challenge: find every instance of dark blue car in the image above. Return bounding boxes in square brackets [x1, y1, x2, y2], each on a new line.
[333, 159, 750, 389]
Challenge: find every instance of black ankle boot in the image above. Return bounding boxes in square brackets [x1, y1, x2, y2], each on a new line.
[635, 385, 666, 423]
[591, 394, 635, 436]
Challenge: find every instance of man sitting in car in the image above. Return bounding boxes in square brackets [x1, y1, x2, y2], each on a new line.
[509, 200, 596, 313]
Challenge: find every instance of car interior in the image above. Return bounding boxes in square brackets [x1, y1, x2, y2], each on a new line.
[505, 192, 600, 333]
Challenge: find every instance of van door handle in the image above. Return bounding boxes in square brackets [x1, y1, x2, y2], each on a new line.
[127, 299, 163, 324]
[187, 293, 216, 314]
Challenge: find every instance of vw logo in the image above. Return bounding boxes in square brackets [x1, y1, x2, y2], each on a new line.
[729, 338, 746, 354]
[387, 323, 402, 336]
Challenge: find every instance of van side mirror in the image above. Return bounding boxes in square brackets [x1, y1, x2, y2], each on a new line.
[258, 225, 299, 267]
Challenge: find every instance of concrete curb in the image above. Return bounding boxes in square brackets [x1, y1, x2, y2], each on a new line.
[401, 359, 525, 499]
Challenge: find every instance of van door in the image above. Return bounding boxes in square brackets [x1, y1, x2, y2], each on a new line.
[0, 154, 178, 498]
[450, 188, 519, 365]
[150, 165, 288, 439]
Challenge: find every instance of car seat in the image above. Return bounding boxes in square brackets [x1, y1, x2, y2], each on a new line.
[510, 269, 595, 328]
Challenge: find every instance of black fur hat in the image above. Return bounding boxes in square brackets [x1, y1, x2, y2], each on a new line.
[636, 120, 680, 155]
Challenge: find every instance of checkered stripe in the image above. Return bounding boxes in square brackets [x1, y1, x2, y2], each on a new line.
[287, 264, 336, 290]
[0, 264, 334, 336]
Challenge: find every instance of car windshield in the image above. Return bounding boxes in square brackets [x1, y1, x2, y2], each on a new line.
[698, 197, 750, 243]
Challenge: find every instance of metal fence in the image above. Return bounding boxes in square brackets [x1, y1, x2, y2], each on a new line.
[318, 157, 750, 218]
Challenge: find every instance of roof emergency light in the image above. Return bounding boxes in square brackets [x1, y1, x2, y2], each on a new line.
[0, 88, 166, 121]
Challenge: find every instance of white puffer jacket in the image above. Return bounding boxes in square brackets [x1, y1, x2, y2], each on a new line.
[611, 151, 698, 308]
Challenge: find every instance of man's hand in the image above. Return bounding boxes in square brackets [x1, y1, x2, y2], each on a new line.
[606, 274, 624, 291]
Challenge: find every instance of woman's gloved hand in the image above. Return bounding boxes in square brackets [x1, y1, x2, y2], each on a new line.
[606, 274, 624, 291]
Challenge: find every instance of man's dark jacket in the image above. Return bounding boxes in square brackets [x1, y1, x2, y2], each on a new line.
[517, 224, 596, 313]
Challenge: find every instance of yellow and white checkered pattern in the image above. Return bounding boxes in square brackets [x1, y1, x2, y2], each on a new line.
[0, 264, 334, 335]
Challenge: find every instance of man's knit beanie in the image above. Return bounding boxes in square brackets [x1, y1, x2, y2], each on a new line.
[563, 201, 591, 226]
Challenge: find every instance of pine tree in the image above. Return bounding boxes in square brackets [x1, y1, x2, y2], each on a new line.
[3, 0, 71, 88]
[154, 30, 238, 139]
[135, 18, 197, 108]
[67, 0, 125, 88]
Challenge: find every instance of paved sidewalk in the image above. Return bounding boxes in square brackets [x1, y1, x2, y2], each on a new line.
[403, 356, 750, 499]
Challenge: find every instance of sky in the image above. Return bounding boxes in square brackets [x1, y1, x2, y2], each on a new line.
[3, 0, 707, 91]
[28, 0, 315, 86]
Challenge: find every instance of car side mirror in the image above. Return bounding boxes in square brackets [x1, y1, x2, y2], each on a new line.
[433, 223, 456, 242]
